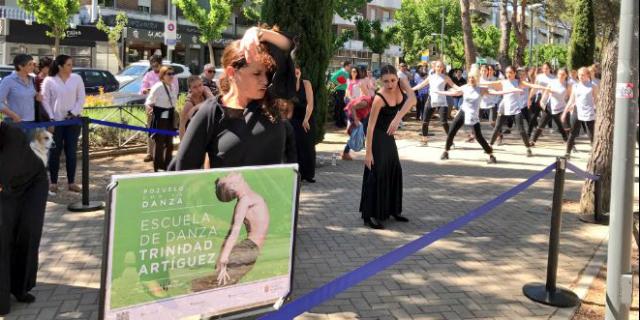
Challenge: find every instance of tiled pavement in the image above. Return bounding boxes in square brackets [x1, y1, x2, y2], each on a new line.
[2, 122, 638, 320]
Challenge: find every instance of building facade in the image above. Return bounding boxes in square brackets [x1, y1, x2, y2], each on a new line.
[329, 0, 403, 72]
[0, 0, 250, 74]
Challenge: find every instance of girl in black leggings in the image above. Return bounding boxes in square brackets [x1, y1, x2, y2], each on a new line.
[483, 66, 548, 157]
[412, 61, 460, 145]
[530, 68, 572, 145]
[562, 67, 599, 159]
[435, 66, 504, 164]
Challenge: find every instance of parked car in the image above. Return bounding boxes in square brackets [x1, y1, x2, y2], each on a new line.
[73, 68, 119, 95]
[103, 76, 147, 106]
[0, 65, 15, 80]
[116, 61, 191, 90]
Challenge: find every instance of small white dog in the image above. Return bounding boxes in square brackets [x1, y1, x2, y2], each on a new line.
[30, 129, 55, 167]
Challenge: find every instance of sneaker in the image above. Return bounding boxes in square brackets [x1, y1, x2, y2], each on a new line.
[341, 152, 353, 161]
[503, 129, 511, 134]
[572, 146, 578, 153]
[497, 136, 504, 146]
[465, 135, 475, 143]
[487, 155, 497, 164]
[68, 183, 81, 193]
[49, 183, 58, 195]
[421, 137, 429, 146]
[565, 153, 571, 160]
[440, 151, 449, 160]
[526, 148, 533, 157]
[143, 154, 153, 162]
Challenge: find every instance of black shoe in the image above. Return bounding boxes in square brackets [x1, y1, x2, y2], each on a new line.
[364, 217, 384, 229]
[565, 153, 571, 160]
[14, 293, 35, 303]
[303, 178, 316, 183]
[441, 151, 449, 160]
[503, 129, 511, 134]
[392, 214, 409, 222]
[487, 155, 497, 164]
[526, 148, 533, 157]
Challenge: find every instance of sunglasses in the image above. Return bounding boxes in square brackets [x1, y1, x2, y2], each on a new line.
[167, 72, 175, 76]
[206, 70, 214, 74]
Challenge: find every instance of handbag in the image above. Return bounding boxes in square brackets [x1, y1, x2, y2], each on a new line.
[33, 77, 50, 123]
[162, 83, 179, 130]
[347, 124, 365, 152]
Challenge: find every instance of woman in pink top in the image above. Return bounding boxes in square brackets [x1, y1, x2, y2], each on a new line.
[41, 55, 85, 195]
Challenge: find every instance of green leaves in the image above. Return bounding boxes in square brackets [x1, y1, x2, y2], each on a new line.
[355, 18, 395, 55]
[96, 12, 128, 44]
[567, 0, 596, 70]
[17, 0, 80, 40]
[173, 0, 232, 44]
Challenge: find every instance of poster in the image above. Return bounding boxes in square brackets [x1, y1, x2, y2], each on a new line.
[100, 165, 299, 320]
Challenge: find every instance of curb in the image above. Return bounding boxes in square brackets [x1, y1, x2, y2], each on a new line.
[549, 234, 609, 320]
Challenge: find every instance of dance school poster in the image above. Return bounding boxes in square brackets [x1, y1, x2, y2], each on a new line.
[99, 164, 299, 320]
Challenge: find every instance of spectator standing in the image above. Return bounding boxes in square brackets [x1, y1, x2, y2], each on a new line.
[41, 55, 85, 194]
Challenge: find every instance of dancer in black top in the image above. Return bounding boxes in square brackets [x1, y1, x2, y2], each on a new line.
[291, 65, 316, 182]
[360, 65, 416, 229]
[169, 26, 296, 170]
[1, 122, 49, 316]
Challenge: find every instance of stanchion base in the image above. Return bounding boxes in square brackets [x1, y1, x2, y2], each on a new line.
[579, 213, 610, 225]
[68, 201, 105, 212]
[523, 282, 580, 307]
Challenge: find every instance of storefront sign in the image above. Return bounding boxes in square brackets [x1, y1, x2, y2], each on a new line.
[66, 30, 82, 38]
[100, 165, 299, 320]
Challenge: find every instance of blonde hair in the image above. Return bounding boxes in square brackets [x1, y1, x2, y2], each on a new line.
[158, 66, 174, 80]
[577, 67, 591, 80]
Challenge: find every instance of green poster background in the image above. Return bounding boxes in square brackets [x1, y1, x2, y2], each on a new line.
[109, 167, 296, 310]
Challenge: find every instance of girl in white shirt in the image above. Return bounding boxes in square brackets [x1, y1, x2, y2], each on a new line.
[145, 66, 178, 171]
[412, 60, 460, 145]
[562, 67, 599, 159]
[530, 68, 572, 145]
[41, 55, 85, 194]
[482, 66, 547, 157]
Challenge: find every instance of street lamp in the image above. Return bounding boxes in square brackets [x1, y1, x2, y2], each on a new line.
[528, 3, 544, 67]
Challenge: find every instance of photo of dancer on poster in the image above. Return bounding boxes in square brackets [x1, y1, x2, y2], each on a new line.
[192, 173, 270, 292]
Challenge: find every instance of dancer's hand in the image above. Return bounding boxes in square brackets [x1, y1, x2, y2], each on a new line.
[145, 105, 153, 115]
[216, 263, 230, 286]
[241, 27, 261, 64]
[364, 152, 374, 169]
[387, 117, 401, 135]
[303, 119, 311, 132]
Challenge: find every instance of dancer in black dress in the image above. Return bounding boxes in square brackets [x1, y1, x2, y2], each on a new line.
[291, 65, 316, 182]
[360, 65, 416, 229]
[169, 26, 296, 170]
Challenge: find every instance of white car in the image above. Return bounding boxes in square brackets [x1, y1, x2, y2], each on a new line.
[115, 61, 191, 89]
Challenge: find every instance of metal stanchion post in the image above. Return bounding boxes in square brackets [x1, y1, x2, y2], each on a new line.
[579, 176, 610, 225]
[523, 157, 580, 307]
[68, 117, 105, 212]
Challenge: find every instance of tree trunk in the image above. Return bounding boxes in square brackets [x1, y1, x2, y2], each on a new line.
[111, 42, 124, 71]
[459, 0, 477, 69]
[54, 35, 60, 57]
[208, 42, 216, 68]
[514, 0, 528, 67]
[579, 37, 618, 214]
[497, 0, 512, 67]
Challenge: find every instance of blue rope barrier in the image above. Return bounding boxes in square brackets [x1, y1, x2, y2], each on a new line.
[18, 119, 82, 129]
[90, 119, 178, 136]
[260, 162, 558, 320]
[566, 162, 600, 181]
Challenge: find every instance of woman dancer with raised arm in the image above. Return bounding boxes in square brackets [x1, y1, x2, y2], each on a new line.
[434, 66, 523, 164]
[562, 67, 599, 159]
[360, 65, 416, 230]
[412, 61, 459, 145]
[485, 66, 547, 157]
[530, 67, 571, 145]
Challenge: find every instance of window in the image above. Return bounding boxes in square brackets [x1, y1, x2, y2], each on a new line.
[370, 8, 376, 21]
[83, 71, 108, 87]
[98, 0, 115, 7]
[382, 11, 390, 21]
[139, 6, 151, 14]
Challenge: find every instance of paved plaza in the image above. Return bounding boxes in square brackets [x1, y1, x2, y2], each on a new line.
[2, 121, 638, 320]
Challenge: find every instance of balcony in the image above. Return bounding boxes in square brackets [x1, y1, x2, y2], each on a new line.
[368, 0, 401, 10]
[343, 39, 364, 51]
[0, 6, 35, 21]
[381, 19, 396, 29]
[384, 45, 402, 57]
[333, 14, 362, 26]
